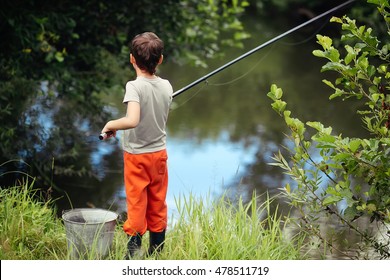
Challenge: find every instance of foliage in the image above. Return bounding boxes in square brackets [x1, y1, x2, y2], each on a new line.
[166, 0, 250, 67]
[1, 0, 250, 79]
[267, 0, 390, 258]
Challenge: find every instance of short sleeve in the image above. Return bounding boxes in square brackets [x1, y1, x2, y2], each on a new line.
[123, 81, 140, 103]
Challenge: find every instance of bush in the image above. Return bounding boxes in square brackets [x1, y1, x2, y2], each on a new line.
[267, 0, 390, 259]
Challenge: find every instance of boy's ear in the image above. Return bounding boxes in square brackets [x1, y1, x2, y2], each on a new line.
[158, 55, 163, 65]
[130, 54, 136, 64]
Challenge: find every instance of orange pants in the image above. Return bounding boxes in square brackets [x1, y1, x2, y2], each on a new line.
[123, 149, 168, 236]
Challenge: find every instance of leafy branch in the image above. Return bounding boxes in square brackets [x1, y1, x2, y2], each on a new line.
[267, 0, 390, 259]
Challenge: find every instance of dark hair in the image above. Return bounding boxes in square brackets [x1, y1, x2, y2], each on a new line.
[131, 32, 164, 75]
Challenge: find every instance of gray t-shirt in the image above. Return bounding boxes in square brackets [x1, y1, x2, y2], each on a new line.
[122, 76, 173, 154]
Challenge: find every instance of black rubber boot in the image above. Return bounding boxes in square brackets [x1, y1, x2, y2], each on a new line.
[126, 233, 142, 259]
[148, 230, 166, 256]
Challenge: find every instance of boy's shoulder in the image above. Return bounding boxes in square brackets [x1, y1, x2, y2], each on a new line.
[126, 77, 172, 92]
[127, 76, 171, 86]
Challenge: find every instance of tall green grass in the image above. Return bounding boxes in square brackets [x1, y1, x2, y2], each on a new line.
[0, 179, 67, 259]
[0, 181, 308, 260]
[158, 193, 307, 260]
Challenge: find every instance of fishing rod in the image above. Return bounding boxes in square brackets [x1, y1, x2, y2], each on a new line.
[172, 0, 356, 99]
[99, 0, 356, 140]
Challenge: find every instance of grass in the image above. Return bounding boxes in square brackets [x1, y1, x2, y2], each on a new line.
[158, 193, 307, 260]
[0, 180, 308, 260]
[0, 179, 67, 259]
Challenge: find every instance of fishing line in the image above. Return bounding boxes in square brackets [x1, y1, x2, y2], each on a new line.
[172, 13, 329, 90]
[170, 81, 208, 111]
[172, 0, 356, 99]
[208, 16, 333, 88]
[188, 13, 329, 89]
[207, 44, 276, 87]
[279, 16, 332, 46]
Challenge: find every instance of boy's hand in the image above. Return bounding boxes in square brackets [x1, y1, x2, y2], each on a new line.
[99, 130, 115, 140]
[100, 121, 117, 140]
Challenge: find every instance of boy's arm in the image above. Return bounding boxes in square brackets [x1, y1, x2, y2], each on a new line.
[101, 101, 140, 136]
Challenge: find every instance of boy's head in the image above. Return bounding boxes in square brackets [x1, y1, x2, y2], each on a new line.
[130, 32, 164, 75]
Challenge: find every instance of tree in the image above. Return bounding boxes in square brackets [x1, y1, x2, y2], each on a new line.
[267, 0, 390, 258]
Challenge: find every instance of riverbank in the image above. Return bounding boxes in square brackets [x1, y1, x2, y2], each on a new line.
[0, 179, 308, 260]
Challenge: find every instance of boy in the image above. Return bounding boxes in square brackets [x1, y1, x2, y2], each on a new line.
[101, 32, 173, 258]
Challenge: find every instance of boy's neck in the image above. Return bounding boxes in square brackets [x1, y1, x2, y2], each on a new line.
[135, 68, 156, 79]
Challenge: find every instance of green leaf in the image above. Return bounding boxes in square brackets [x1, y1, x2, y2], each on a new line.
[349, 139, 361, 153]
[333, 153, 351, 161]
[343, 206, 359, 221]
[329, 88, 345, 100]
[306, 121, 323, 131]
[321, 62, 348, 72]
[330, 16, 343, 24]
[367, 65, 376, 77]
[378, 64, 387, 74]
[267, 84, 283, 101]
[307, 122, 332, 134]
[357, 55, 369, 70]
[271, 100, 287, 114]
[344, 45, 356, 64]
[313, 50, 325, 58]
[328, 48, 340, 62]
[371, 93, 381, 103]
[322, 79, 336, 89]
[314, 133, 336, 143]
[285, 183, 291, 193]
[345, 52, 355, 65]
[55, 52, 64, 62]
[316, 35, 333, 50]
[323, 195, 342, 206]
[367, 203, 377, 213]
[273, 86, 283, 99]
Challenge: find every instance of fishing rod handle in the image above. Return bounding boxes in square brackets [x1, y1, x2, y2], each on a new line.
[99, 131, 114, 140]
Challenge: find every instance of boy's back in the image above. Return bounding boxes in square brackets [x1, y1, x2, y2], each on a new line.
[123, 76, 172, 154]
